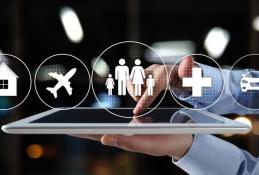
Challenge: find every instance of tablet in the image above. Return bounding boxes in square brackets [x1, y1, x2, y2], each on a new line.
[1, 108, 250, 134]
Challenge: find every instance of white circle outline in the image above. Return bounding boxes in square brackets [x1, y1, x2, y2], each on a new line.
[228, 54, 259, 111]
[91, 41, 169, 119]
[0, 54, 32, 110]
[34, 53, 91, 110]
[169, 54, 225, 110]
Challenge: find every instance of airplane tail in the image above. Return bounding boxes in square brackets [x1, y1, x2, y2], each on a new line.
[46, 87, 57, 98]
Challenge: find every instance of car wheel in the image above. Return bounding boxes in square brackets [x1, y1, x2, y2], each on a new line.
[241, 87, 247, 92]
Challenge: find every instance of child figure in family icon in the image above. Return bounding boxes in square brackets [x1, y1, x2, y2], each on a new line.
[115, 59, 129, 96]
[105, 74, 115, 95]
[146, 74, 155, 96]
[130, 59, 146, 96]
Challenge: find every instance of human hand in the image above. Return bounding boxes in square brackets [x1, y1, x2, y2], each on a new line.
[71, 56, 195, 160]
[127, 56, 195, 115]
[72, 117, 193, 160]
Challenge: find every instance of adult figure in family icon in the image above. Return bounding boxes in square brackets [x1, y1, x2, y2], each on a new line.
[130, 59, 146, 96]
[115, 58, 129, 96]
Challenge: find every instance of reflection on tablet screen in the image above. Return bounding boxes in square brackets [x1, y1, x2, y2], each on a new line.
[31, 108, 222, 124]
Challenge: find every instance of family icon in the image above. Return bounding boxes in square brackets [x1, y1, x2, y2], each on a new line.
[105, 59, 155, 96]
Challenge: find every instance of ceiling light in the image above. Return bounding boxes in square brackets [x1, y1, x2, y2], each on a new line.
[91, 57, 109, 78]
[146, 41, 196, 64]
[253, 16, 259, 31]
[204, 27, 230, 59]
[60, 7, 84, 43]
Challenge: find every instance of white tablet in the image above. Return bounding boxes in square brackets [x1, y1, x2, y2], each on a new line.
[1, 108, 250, 134]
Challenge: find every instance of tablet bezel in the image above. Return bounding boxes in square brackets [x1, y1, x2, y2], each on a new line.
[2, 107, 250, 134]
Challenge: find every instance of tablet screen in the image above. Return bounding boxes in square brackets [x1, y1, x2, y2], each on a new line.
[30, 108, 222, 124]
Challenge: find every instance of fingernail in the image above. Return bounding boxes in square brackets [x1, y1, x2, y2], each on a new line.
[134, 104, 143, 114]
[133, 108, 137, 114]
[102, 137, 117, 146]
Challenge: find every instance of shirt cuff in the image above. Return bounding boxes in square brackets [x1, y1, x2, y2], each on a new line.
[172, 134, 242, 175]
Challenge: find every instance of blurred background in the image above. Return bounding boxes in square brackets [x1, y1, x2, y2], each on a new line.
[1, 0, 259, 174]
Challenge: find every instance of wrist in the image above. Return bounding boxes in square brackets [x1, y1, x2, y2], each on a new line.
[168, 134, 193, 161]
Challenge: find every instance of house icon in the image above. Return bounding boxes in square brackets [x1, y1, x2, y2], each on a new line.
[0, 63, 18, 96]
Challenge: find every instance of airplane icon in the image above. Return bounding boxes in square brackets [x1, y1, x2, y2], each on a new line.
[46, 68, 77, 98]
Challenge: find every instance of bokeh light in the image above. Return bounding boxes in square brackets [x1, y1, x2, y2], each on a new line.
[26, 144, 44, 159]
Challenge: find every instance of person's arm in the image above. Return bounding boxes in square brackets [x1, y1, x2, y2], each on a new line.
[172, 64, 259, 174]
[174, 63, 257, 115]
[173, 134, 259, 175]
[72, 58, 259, 175]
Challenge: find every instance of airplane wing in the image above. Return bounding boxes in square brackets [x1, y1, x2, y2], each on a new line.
[63, 81, 73, 95]
[48, 72, 63, 80]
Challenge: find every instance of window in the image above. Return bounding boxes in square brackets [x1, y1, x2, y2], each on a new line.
[0, 80, 8, 89]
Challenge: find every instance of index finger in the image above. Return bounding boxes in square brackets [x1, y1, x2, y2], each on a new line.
[133, 88, 160, 115]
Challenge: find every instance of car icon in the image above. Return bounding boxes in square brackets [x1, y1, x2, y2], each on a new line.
[240, 71, 259, 92]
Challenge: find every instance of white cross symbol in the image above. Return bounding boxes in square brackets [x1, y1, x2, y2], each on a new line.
[182, 68, 212, 97]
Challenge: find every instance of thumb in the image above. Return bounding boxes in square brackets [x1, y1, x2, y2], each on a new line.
[178, 56, 194, 79]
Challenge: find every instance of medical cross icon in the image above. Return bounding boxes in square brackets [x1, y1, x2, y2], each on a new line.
[182, 67, 212, 97]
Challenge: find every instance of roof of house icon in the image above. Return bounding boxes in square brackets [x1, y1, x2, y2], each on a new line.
[0, 62, 19, 78]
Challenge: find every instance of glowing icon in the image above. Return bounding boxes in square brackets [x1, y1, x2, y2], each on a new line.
[130, 59, 146, 96]
[109, 58, 154, 97]
[146, 74, 155, 96]
[46, 68, 77, 98]
[115, 59, 129, 96]
[182, 67, 211, 97]
[105, 74, 115, 95]
[240, 71, 259, 92]
[0, 63, 18, 96]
